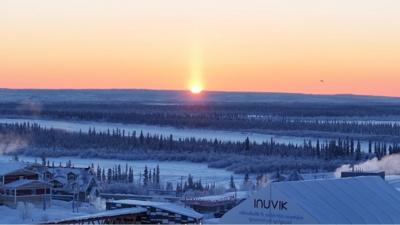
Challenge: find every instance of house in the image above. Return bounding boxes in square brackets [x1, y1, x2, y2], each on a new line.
[221, 176, 400, 224]
[107, 199, 203, 224]
[46, 166, 100, 202]
[0, 162, 51, 208]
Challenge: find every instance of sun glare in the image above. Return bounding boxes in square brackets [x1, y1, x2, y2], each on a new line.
[190, 85, 203, 94]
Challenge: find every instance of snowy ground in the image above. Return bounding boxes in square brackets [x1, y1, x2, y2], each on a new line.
[0, 200, 102, 224]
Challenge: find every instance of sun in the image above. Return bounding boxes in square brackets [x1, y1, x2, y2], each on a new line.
[190, 85, 203, 94]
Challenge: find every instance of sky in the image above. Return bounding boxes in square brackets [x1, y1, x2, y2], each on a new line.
[1, 0, 400, 96]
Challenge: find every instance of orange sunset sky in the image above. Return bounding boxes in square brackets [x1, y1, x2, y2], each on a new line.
[1, 0, 400, 96]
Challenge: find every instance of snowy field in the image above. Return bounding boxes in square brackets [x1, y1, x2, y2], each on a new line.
[0, 155, 242, 187]
[0, 118, 374, 152]
[0, 200, 102, 224]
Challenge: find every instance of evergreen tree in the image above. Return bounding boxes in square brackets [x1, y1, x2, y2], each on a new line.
[230, 175, 236, 190]
[101, 169, 106, 183]
[187, 174, 194, 189]
[96, 165, 102, 182]
[244, 173, 250, 185]
[156, 165, 160, 185]
[152, 169, 156, 185]
[143, 166, 149, 186]
[245, 137, 250, 151]
[107, 168, 112, 184]
[355, 141, 362, 160]
[128, 167, 134, 183]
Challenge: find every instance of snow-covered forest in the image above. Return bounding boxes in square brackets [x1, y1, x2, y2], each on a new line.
[2, 122, 399, 174]
[2, 102, 400, 141]
[1, 94, 400, 175]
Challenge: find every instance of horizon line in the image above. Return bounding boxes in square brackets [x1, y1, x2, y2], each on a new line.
[1, 87, 400, 99]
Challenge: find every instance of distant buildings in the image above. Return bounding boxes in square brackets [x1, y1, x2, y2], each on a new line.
[0, 162, 51, 208]
[0, 161, 100, 208]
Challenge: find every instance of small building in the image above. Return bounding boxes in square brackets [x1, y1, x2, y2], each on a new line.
[46, 166, 100, 202]
[107, 199, 203, 224]
[1, 180, 52, 207]
[341, 170, 385, 179]
[221, 176, 400, 224]
[0, 162, 51, 207]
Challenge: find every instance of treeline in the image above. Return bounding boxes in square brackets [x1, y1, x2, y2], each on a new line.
[2, 103, 400, 137]
[3, 102, 400, 117]
[2, 122, 400, 173]
[93, 162, 220, 195]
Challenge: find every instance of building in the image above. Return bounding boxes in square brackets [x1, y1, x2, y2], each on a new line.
[221, 176, 400, 224]
[46, 166, 100, 202]
[0, 162, 51, 207]
[107, 199, 203, 224]
[184, 191, 248, 217]
[341, 170, 385, 179]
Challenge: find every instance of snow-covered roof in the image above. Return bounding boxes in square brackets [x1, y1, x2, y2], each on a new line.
[4, 179, 51, 189]
[221, 176, 400, 224]
[193, 191, 249, 202]
[111, 200, 203, 219]
[49, 207, 147, 223]
[0, 161, 30, 175]
[48, 167, 95, 191]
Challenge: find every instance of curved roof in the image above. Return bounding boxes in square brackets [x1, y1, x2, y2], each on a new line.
[111, 199, 203, 219]
[222, 176, 400, 224]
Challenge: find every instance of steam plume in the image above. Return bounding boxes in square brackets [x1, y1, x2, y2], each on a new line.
[335, 154, 400, 177]
[0, 134, 27, 155]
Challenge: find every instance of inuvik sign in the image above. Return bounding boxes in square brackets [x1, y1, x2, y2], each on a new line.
[254, 199, 288, 211]
[221, 183, 313, 224]
[221, 177, 400, 224]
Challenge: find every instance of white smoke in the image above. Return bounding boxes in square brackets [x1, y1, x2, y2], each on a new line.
[335, 154, 400, 177]
[0, 134, 27, 155]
